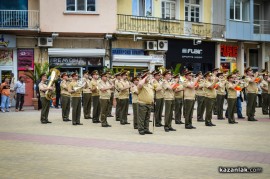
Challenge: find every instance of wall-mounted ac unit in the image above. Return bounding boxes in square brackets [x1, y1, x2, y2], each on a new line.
[38, 37, 53, 47]
[158, 40, 168, 51]
[146, 41, 157, 51]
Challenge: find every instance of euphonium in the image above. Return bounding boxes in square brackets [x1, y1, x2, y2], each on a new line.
[45, 69, 60, 100]
[73, 79, 86, 92]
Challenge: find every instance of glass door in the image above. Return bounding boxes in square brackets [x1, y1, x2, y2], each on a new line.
[0, 69, 13, 83]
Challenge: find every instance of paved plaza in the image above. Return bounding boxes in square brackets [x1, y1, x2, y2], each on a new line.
[0, 104, 270, 179]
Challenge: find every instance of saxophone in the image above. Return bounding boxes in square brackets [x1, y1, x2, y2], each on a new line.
[45, 69, 60, 100]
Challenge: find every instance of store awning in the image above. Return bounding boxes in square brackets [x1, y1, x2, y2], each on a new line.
[112, 55, 164, 67]
[113, 55, 153, 62]
[48, 48, 106, 57]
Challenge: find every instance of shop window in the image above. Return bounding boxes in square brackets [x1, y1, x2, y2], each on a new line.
[230, 0, 250, 21]
[185, 0, 201, 22]
[66, 0, 96, 12]
[161, 0, 176, 20]
[132, 0, 153, 17]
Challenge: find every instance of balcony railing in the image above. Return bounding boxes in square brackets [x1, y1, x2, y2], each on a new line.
[0, 10, 39, 29]
[117, 14, 225, 39]
[254, 20, 270, 34]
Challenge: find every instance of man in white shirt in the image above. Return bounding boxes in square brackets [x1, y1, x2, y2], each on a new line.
[14, 76, 26, 112]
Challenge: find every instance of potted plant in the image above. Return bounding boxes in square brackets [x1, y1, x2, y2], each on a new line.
[24, 62, 49, 110]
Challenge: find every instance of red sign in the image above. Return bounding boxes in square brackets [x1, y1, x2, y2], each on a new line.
[18, 49, 34, 70]
[220, 45, 238, 58]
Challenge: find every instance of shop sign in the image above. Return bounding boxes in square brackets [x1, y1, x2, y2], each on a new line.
[0, 34, 16, 48]
[181, 48, 203, 59]
[112, 48, 144, 55]
[0, 49, 13, 66]
[49, 57, 103, 67]
[18, 49, 34, 70]
[220, 45, 238, 57]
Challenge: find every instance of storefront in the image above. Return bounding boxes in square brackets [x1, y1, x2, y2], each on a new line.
[48, 48, 106, 76]
[166, 39, 216, 73]
[0, 34, 17, 83]
[17, 48, 34, 106]
[112, 48, 165, 76]
[220, 43, 238, 72]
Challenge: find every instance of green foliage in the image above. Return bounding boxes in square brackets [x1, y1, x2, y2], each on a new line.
[171, 63, 181, 75]
[24, 62, 49, 84]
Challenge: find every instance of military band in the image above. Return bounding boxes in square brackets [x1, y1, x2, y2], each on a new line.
[39, 66, 268, 135]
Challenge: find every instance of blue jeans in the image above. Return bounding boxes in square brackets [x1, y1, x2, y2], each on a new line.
[1, 95, 10, 110]
[236, 97, 243, 117]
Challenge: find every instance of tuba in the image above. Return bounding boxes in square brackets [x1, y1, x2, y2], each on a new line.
[45, 69, 60, 100]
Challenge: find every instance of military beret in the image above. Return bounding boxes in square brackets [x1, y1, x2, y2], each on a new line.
[244, 67, 252, 73]
[217, 72, 224, 77]
[61, 72, 68, 78]
[40, 72, 46, 79]
[162, 70, 171, 76]
[71, 72, 78, 77]
[204, 71, 212, 77]
[227, 74, 233, 80]
[120, 70, 128, 76]
[100, 72, 107, 77]
[91, 70, 99, 76]
[83, 71, 89, 75]
[212, 68, 219, 72]
[195, 71, 202, 77]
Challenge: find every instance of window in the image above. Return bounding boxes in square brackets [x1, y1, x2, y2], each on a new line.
[66, 0, 96, 12]
[132, 0, 153, 16]
[0, 0, 28, 10]
[230, 0, 250, 21]
[185, 0, 200, 22]
[161, 0, 176, 19]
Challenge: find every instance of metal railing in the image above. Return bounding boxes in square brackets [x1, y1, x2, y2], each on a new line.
[254, 20, 270, 34]
[0, 10, 39, 29]
[117, 14, 225, 39]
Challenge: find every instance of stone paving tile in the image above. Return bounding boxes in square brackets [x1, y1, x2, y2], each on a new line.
[0, 104, 270, 178]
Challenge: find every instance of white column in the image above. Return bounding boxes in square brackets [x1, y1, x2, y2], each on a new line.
[215, 43, 221, 68]
[13, 49, 18, 81]
[237, 42, 245, 75]
[259, 42, 266, 70]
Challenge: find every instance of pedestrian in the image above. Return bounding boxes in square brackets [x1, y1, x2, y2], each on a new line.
[39, 73, 54, 124]
[162, 70, 176, 132]
[226, 74, 239, 124]
[196, 71, 205, 122]
[261, 73, 268, 114]
[68, 72, 83, 125]
[204, 71, 218, 127]
[118, 70, 131, 125]
[106, 70, 114, 117]
[131, 76, 139, 129]
[90, 70, 101, 123]
[1, 77, 10, 112]
[152, 71, 164, 127]
[82, 71, 92, 119]
[212, 68, 219, 115]
[137, 72, 154, 135]
[54, 77, 61, 108]
[183, 71, 198, 129]
[114, 72, 122, 121]
[9, 73, 15, 108]
[98, 72, 113, 127]
[244, 67, 258, 121]
[173, 74, 184, 125]
[14, 76, 26, 112]
[216, 72, 226, 120]
[60, 72, 71, 122]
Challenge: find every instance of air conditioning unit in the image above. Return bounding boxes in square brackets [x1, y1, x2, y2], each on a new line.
[158, 40, 168, 51]
[146, 41, 157, 51]
[38, 37, 53, 47]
